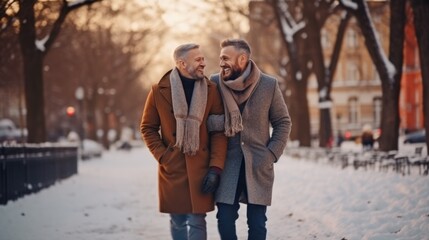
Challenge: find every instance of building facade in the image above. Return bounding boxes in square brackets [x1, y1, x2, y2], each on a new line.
[248, 0, 423, 140]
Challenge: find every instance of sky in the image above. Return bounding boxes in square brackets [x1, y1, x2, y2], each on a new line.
[1, 141, 428, 240]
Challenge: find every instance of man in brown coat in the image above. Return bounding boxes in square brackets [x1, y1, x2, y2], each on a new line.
[140, 43, 227, 240]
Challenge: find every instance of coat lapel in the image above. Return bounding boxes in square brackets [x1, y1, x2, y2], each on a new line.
[158, 70, 173, 106]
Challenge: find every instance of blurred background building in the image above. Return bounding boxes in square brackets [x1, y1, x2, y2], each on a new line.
[248, 0, 423, 140]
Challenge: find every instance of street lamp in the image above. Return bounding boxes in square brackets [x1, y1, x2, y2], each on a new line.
[97, 87, 116, 150]
[75, 87, 85, 150]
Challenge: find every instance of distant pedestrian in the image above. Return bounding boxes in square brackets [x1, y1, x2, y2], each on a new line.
[336, 130, 344, 147]
[361, 124, 374, 151]
[208, 39, 292, 240]
[140, 43, 227, 240]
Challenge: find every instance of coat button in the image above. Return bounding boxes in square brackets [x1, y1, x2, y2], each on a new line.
[241, 142, 244, 145]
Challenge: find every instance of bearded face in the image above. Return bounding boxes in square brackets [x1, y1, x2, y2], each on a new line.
[186, 62, 205, 80]
[180, 48, 206, 80]
[221, 58, 243, 81]
[219, 46, 246, 81]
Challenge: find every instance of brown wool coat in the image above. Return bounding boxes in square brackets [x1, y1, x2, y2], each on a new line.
[140, 70, 227, 214]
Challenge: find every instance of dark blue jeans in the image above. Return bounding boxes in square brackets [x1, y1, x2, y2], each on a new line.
[216, 160, 267, 240]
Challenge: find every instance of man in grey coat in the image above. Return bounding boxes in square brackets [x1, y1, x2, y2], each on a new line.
[208, 39, 292, 240]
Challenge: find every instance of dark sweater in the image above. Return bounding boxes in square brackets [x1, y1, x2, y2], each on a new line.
[179, 73, 195, 106]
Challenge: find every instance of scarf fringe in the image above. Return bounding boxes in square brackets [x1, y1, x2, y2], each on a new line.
[183, 118, 200, 155]
[174, 118, 186, 149]
[225, 110, 243, 137]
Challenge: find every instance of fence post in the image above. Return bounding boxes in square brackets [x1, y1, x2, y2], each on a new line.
[0, 145, 6, 205]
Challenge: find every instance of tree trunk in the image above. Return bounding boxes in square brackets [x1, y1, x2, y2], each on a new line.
[384, 0, 406, 151]
[352, 0, 405, 151]
[289, 79, 311, 146]
[411, 0, 429, 149]
[303, 0, 334, 147]
[269, 0, 311, 146]
[18, 0, 47, 143]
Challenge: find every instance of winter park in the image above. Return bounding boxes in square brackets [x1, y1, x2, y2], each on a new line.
[1, 0, 429, 240]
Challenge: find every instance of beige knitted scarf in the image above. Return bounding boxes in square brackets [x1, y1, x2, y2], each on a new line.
[170, 68, 207, 155]
[219, 60, 261, 137]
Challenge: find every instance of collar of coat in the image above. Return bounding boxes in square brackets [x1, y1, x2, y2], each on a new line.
[158, 69, 216, 105]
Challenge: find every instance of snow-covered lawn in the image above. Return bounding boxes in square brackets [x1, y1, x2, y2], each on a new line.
[1, 146, 428, 240]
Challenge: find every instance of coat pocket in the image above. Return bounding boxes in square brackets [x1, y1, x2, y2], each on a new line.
[159, 144, 175, 165]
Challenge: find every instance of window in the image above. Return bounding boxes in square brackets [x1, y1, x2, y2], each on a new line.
[373, 97, 382, 128]
[348, 97, 358, 124]
[346, 29, 358, 49]
[346, 61, 360, 81]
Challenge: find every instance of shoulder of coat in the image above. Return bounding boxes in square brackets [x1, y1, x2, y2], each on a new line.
[206, 80, 219, 91]
[209, 73, 220, 83]
[157, 69, 173, 88]
[260, 72, 277, 83]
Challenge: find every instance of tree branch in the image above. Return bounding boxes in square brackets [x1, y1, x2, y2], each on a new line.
[328, 11, 351, 81]
[43, 0, 102, 53]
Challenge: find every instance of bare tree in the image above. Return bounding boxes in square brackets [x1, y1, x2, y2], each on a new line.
[342, 0, 406, 151]
[43, 1, 167, 146]
[12, 0, 101, 143]
[267, 0, 351, 147]
[411, 0, 429, 150]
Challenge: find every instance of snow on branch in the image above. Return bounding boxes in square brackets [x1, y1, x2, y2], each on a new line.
[67, 0, 88, 8]
[66, 0, 101, 10]
[277, 0, 305, 43]
[319, 86, 328, 99]
[35, 35, 49, 52]
[340, 0, 358, 10]
[362, 2, 397, 83]
[318, 100, 333, 109]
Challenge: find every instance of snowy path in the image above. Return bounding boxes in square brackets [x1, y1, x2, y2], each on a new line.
[1, 147, 428, 240]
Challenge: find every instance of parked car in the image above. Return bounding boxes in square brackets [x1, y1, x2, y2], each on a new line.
[0, 118, 26, 143]
[81, 139, 103, 160]
[403, 130, 426, 144]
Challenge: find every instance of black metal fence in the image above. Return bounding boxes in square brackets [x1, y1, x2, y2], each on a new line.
[0, 144, 78, 205]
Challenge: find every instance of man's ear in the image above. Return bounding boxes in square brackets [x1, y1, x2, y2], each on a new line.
[177, 60, 186, 70]
[238, 54, 247, 68]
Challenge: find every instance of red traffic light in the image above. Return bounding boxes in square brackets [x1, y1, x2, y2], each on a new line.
[66, 106, 76, 117]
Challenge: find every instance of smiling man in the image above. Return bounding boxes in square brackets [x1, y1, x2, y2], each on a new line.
[209, 39, 292, 240]
[141, 43, 227, 240]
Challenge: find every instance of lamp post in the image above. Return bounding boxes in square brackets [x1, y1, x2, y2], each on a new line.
[75, 86, 85, 150]
[98, 87, 116, 150]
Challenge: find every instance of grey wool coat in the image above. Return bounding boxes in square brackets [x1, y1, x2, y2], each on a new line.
[210, 72, 292, 206]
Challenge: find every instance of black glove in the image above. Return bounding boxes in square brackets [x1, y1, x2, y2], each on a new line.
[201, 169, 220, 193]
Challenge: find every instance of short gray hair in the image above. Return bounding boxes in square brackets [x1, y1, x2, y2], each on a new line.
[173, 43, 200, 61]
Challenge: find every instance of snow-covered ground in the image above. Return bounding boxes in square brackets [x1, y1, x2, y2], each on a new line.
[0, 144, 428, 240]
